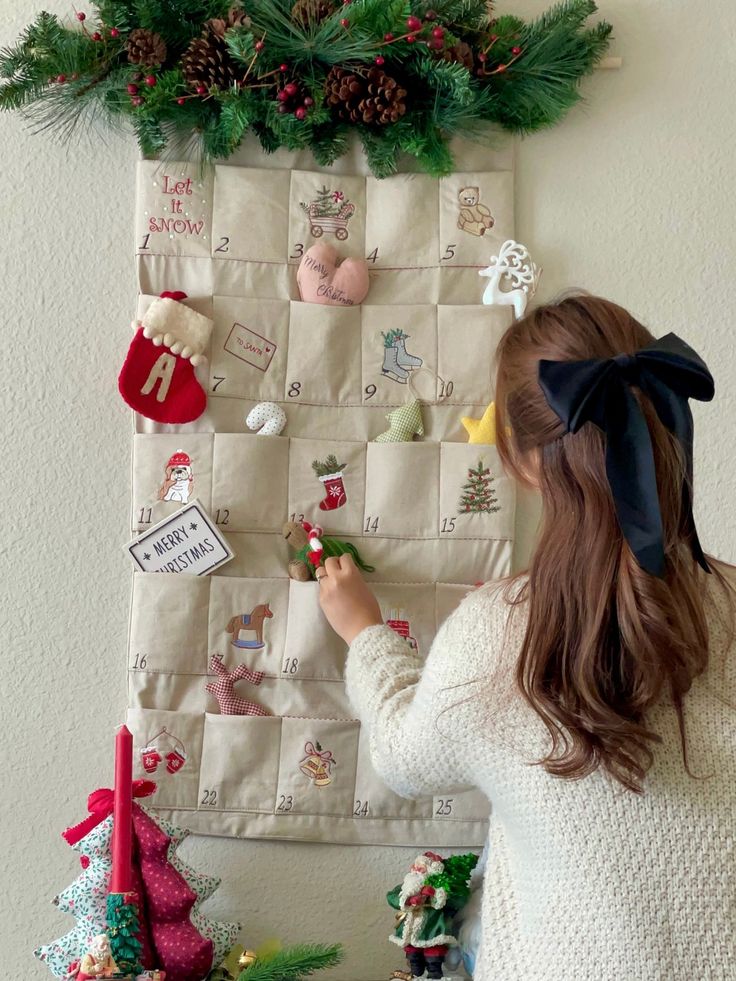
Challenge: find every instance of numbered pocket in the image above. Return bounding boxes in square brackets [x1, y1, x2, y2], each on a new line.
[433, 788, 490, 823]
[132, 433, 214, 532]
[361, 305, 437, 404]
[437, 305, 511, 407]
[435, 583, 470, 630]
[211, 433, 289, 533]
[353, 725, 432, 821]
[198, 714, 282, 813]
[285, 302, 361, 405]
[364, 442, 440, 538]
[372, 582, 436, 660]
[128, 707, 204, 808]
[439, 442, 515, 541]
[287, 437, 365, 537]
[365, 174, 439, 269]
[439, 170, 514, 268]
[136, 160, 214, 259]
[208, 576, 289, 675]
[212, 165, 290, 263]
[209, 296, 289, 401]
[275, 717, 359, 817]
[130, 572, 210, 676]
[288, 171, 366, 263]
[282, 580, 348, 681]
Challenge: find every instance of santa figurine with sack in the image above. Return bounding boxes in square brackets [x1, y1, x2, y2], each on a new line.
[387, 852, 477, 980]
[118, 292, 213, 424]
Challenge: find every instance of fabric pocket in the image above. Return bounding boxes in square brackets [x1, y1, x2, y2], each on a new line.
[353, 724, 433, 820]
[288, 171, 366, 263]
[211, 433, 289, 533]
[130, 572, 210, 676]
[137, 160, 214, 259]
[361, 304, 438, 404]
[287, 437, 366, 537]
[365, 174, 439, 269]
[132, 433, 214, 532]
[437, 305, 511, 407]
[439, 170, 514, 269]
[209, 296, 289, 401]
[364, 442, 440, 538]
[439, 442, 515, 541]
[275, 717, 359, 817]
[208, 576, 288, 676]
[285, 301, 361, 404]
[282, 580, 348, 681]
[212, 165, 290, 263]
[198, 714, 282, 813]
[128, 707, 204, 808]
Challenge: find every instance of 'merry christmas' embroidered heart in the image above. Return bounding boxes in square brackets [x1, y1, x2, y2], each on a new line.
[296, 242, 370, 307]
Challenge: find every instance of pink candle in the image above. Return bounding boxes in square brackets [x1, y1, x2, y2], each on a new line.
[110, 723, 134, 894]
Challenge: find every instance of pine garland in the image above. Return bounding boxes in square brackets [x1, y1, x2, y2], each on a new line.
[237, 943, 344, 981]
[0, 0, 612, 175]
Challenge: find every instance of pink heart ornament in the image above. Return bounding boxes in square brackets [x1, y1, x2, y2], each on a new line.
[296, 242, 370, 307]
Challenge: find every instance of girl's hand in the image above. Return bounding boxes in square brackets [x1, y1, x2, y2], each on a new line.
[317, 553, 383, 645]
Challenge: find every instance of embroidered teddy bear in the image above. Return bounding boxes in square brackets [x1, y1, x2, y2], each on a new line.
[457, 187, 495, 237]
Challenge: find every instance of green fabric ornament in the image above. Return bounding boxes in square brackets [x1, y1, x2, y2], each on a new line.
[374, 399, 424, 443]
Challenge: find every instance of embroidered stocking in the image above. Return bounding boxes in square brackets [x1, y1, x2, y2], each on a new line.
[318, 471, 347, 510]
[118, 291, 213, 424]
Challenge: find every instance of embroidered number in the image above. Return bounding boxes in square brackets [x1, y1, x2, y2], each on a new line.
[283, 657, 299, 675]
[277, 794, 294, 812]
[435, 798, 454, 816]
[290, 512, 305, 524]
[132, 653, 148, 670]
[366, 247, 379, 263]
[441, 517, 456, 534]
[290, 243, 305, 259]
[364, 384, 377, 401]
[212, 376, 226, 392]
[439, 379, 455, 399]
[441, 244, 457, 261]
[201, 788, 218, 807]
[288, 382, 302, 398]
[138, 507, 152, 525]
[353, 799, 370, 817]
[139, 233, 151, 251]
[364, 516, 380, 534]
[215, 508, 230, 525]
[215, 237, 230, 254]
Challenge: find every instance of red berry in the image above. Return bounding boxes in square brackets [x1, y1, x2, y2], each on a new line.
[131, 96, 143, 106]
[127, 83, 139, 95]
[429, 37, 444, 50]
[92, 31, 102, 41]
[177, 97, 186, 105]
[477, 52, 487, 62]
[384, 32, 394, 41]
[303, 96, 314, 106]
[511, 45, 522, 55]
[71, 72, 79, 80]
[407, 34, 416, 43]
[295, 106, 307, 120]
[196, 84, 207, 94]
[255, 39, 265, 51]
[110, 27, 120, 37]
[496, 63, 507, 72]
[277, 88, 289, 102]
[432, 26, 445, 38]
[340, 17, 349, 27]
[76, 11, 86, 20]
[406, 15, 422, 31]
[285, 82, 298, 96]
[375, 55, 385, 65]
[56, 74, 67, 83]
[490, 34, 498, 41]
[280, 63, 288, 72]
[145, 74, 156, 87]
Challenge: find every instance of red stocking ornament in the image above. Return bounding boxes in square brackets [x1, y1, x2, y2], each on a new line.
[119, 291, 213, 423]
[318, 470, 347, 511]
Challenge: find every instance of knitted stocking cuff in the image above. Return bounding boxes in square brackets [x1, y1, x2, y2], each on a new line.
[141, 296, 213, 366]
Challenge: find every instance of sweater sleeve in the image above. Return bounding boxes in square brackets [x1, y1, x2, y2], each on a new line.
[345, 587, 506, 799]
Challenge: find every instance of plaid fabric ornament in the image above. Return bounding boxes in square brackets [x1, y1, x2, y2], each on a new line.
[374, 399, 425, 443]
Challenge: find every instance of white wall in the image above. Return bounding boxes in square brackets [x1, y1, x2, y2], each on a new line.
[3, 1, 734, 977]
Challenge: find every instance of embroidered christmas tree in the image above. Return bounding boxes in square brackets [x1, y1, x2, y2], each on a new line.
[300, 185, 351, 218]
[458, 459, 501, 514]
[35, 788, 239, 981]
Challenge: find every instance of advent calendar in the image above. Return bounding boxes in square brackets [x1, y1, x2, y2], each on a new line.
[126, 139, 517, 845]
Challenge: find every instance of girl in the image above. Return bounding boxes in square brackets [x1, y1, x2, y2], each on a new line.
[317, 295, 736, 981]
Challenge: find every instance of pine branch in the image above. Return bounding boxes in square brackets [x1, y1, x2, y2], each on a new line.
[237, 944, 344, 981]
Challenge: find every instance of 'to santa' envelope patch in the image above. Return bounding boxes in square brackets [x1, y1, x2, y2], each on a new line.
[126, 500, 233, 575]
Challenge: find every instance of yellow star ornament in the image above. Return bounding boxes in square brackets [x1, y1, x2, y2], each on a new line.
[461, 402, 497, 445]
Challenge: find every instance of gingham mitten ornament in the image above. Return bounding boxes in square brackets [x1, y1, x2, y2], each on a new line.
[118, 291, 213, 423]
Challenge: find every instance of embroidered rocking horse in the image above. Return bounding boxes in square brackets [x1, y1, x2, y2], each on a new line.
[225, 603, 273, 649]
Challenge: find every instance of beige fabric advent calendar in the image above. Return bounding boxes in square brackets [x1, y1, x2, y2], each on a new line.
[126, 139, 516, 845]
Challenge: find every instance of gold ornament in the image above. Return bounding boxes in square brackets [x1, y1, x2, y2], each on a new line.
[238, 949, 259, 969]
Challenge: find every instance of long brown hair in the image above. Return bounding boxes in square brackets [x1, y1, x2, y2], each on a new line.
[495, 293, 725, 792]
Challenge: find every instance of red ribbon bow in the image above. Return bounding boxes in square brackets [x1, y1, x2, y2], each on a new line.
[303, 742, 335, 765]
[62, 780, 157, 846]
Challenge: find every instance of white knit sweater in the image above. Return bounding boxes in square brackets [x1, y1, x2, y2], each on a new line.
[345, 573, 736, 981]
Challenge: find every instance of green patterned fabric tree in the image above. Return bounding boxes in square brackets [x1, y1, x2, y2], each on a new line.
[458, 460, 500, 514]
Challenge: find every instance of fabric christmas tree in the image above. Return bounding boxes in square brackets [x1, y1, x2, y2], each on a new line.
[458, 460, 501, 514]
[36, 784, 239, 981]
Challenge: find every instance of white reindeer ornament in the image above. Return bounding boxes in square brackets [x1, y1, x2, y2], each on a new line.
[479, 240, 541, 318]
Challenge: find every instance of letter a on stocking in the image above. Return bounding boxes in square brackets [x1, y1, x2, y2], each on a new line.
[118, 291, 214, 423]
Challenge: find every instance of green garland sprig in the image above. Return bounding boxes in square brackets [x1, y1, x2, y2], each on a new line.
[237, 943, 344, 981]
[0, 0, 612, 176]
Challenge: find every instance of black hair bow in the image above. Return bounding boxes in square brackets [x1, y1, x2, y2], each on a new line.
[538, 333, 715, 577]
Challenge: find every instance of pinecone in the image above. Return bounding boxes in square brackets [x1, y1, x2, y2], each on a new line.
[207, 6, 251, 37]
[443, 40, 476, 71]
[291, 0, 336, 27]
[182, 26, 240, 92]
[126, 28, 167, 67]
[325, 66, 407, 126]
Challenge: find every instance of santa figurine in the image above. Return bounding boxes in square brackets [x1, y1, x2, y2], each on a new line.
[387, 852, 466, 980]
[69, 934, 120, 979]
